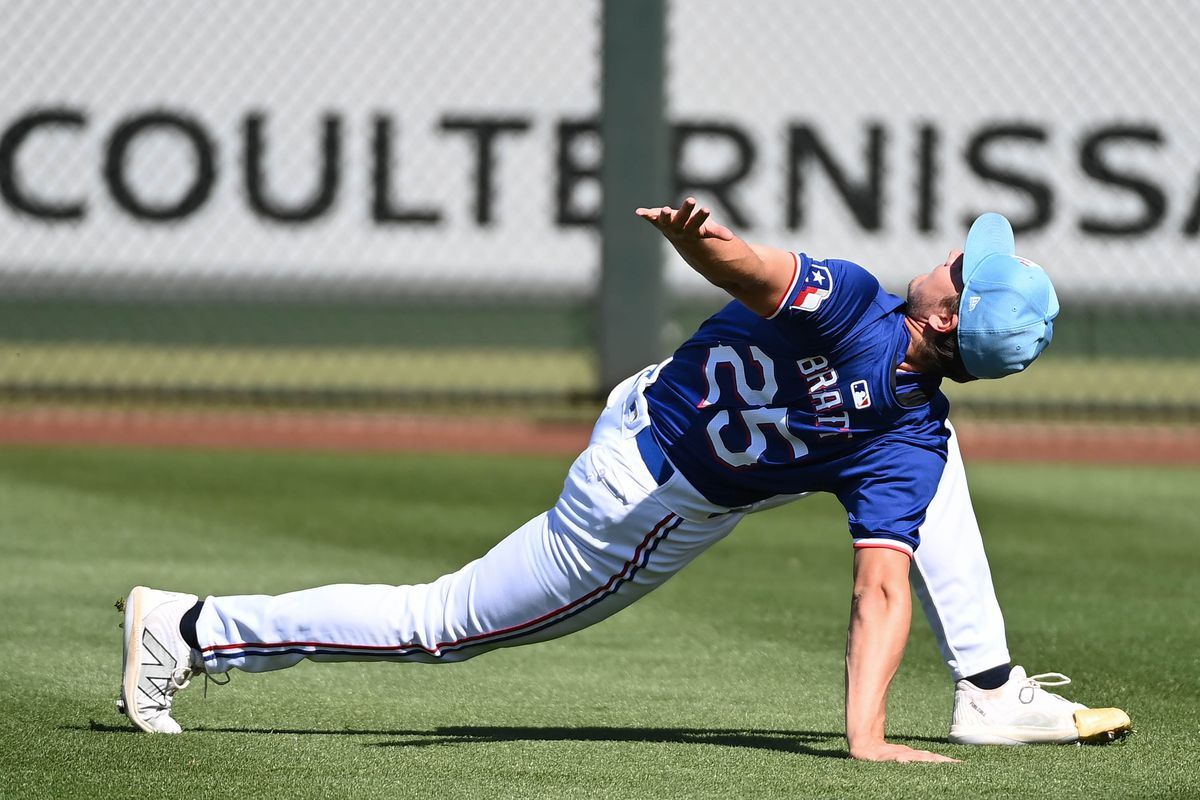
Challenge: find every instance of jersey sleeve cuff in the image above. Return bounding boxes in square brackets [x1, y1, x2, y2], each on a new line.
[766, 252, 801, 319]
[852, 537, 915, 559]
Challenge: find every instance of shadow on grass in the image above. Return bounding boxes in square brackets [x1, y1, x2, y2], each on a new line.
[369, 725, 850, 758]
[79, 720, 950, 759]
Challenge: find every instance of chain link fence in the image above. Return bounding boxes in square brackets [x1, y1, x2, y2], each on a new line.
[0, 0, 602, 409]
[2, 1, 1197, 422]
[666, 0, 1200, 422]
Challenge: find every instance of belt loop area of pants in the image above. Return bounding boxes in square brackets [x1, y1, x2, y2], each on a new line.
[635, 425, 675, 485]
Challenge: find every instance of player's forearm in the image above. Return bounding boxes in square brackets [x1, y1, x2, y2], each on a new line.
[666, 232, 770, 294]
[844, 573, 912, 755]
[669, 238, 797, 317]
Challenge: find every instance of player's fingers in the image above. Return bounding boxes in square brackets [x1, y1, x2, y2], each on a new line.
[683, 206, 710, 234]
[907, 750, 961, 764]
[672, 197, 696, 229]
[702, 220, 736, 241]
[639, 206, 676, 228]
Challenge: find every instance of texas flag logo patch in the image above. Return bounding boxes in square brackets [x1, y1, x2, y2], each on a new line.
[792, 264, 833, 312]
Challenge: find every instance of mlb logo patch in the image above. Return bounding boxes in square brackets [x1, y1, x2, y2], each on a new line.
[850, 379, 871, 410]
[792, 264, 833, 312]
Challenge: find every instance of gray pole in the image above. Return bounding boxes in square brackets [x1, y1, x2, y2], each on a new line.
[598, 0, 668, 392]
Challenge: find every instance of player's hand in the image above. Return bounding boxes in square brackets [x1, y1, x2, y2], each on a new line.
[849, 741, 961, 764]
[634, 197, 734, 242]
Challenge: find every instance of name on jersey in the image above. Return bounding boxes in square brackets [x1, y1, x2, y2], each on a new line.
[798, 354, 852, 439]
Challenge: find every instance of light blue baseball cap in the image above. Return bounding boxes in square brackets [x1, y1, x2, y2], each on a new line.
[957, 213, 1060, 379]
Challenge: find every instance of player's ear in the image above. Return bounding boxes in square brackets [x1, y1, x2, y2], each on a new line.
[927, 311, 958, 334]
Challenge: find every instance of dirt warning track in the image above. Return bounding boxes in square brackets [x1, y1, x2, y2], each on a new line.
[0, 408, 1196, 465]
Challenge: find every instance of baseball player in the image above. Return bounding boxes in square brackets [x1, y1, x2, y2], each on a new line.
[119, 202, 1130, 761]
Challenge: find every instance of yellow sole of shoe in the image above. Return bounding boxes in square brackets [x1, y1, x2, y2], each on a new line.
[1075, 708, 1132, 742]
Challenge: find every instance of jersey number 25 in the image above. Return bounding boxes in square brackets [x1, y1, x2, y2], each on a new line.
[699, 345, 809, 468]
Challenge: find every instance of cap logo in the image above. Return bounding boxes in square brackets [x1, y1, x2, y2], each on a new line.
[968, 295, 981, 312]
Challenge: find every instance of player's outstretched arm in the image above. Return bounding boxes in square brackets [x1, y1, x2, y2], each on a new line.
[635, 198, 795, 316]
[845, 547, 960, 764]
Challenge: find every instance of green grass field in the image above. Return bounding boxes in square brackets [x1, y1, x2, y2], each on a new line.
[5, 344, 1200, 421]
[1, 447, 1197, 799]
[3, 294, 1200, 417]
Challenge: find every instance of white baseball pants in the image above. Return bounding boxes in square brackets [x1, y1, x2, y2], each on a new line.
[911, 419, 1010, 679]
[196, 367, 1009, 681]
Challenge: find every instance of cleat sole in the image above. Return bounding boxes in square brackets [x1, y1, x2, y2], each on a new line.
[120, 586, 158, 733]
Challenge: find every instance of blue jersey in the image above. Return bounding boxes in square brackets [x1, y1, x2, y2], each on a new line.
[644, 253, 951, 555]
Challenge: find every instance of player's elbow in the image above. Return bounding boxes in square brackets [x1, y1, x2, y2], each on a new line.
[850, 575, 909, 615]
[857, 579, 904, 598]
[707, 276, 742, 294]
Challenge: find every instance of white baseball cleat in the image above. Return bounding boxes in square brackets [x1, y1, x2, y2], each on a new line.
[117, 586, 204, 733]
[948, 666, 1132, 745]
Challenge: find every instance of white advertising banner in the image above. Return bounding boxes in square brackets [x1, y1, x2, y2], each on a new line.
[1, 0, 1197, 300]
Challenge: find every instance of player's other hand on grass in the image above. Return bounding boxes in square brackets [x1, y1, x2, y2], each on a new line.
[849, 742, 961, 764]
[635, 197, 734, 242]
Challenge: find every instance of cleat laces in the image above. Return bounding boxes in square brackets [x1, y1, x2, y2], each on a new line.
[1020, 672, 1073, 704]
[202, 670, 231, 698]
[150, 665, 199, 712]
[153, 655, 230, 709]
